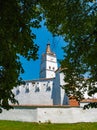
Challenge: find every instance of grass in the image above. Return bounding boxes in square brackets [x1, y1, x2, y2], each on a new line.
[0, 120, 97, 130]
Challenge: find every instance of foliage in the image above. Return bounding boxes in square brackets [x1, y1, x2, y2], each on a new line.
[39, 0, 97, 107]
[0, 121, 97, 130]
[0, 0, 42, 112]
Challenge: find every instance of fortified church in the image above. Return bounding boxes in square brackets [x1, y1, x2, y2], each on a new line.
[13, 43, 69, 106]
[0, 44, 97, 123]
[1, 44, 97, 123]
[13, 43, 97, 106]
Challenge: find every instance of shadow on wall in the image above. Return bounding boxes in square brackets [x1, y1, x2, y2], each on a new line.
[62, 93, 69, 105]
[51, 73, 61, 105]
[51, 72, 69, 105]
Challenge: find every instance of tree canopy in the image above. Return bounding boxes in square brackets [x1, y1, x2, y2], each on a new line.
[39, 0, 97, 107]
[0, 0, 42, 112]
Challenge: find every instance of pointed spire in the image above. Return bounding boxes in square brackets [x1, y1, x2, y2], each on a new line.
[45, 42, 55, 56]
[46, 43, 51, 54]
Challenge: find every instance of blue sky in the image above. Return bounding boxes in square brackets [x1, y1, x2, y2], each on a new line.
[20, 23, 66, 80]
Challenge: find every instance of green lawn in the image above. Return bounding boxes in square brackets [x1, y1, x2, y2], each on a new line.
[0, 120, 97, 130]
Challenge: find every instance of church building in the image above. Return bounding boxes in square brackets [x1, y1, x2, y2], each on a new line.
[12, 43, 69, 106]
[1, 43, 97, 123]
[13, 43, 97, 107]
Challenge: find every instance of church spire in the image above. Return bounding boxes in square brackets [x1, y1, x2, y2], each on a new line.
[46, 43, 51, 54]
[46, 43, 54, 55]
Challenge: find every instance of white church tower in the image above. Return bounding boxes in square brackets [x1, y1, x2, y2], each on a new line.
[40, 43, 58, 78]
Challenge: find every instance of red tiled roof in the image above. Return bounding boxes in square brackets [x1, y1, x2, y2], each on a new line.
[69, 99, 79, 107]
[81, 99, 97, 103]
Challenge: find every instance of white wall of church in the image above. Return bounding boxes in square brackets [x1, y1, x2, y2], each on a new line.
[53, 70, 69, 105]
[12, 79, 54, 105]
[12, 69, 69, 106]
[46, 55, 57, 69]
[46, 60, 57, 78]
[40, 49, 58, 78]
[46, 55, 56, 62]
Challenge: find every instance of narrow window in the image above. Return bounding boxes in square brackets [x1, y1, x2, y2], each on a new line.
[16, 89, 20, 95]
[53, 67, 55, 70]
[25, 87, 29, 93]
[49, 66, 51, 69]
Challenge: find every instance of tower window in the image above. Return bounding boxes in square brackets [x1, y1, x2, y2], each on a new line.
[53, 67, 55, 70]
[49, 66, 51, 69]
